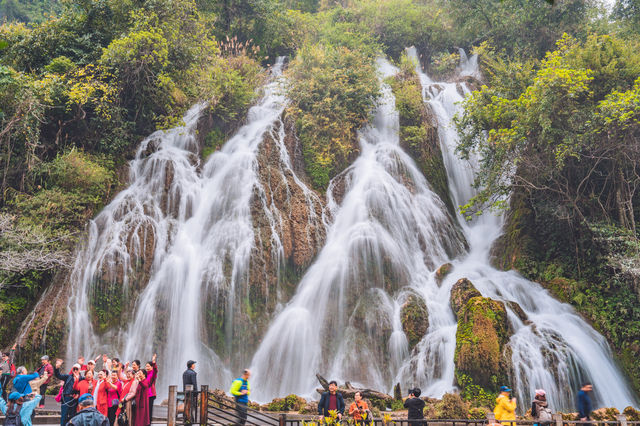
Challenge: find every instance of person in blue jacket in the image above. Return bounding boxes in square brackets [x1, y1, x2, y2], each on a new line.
[12, 367, 39, 395]
[577, 382, 593, 425]
[318, 380, 345, 421]
[0, 391, 42, 426]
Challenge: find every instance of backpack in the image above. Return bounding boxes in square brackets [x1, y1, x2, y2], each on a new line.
[9, 365, 16, 378]
[4, 403, 23, 426]
[538, 406, 553, 421]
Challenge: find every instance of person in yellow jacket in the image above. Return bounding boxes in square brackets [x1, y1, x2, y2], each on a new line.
[494, 386, 517, 426]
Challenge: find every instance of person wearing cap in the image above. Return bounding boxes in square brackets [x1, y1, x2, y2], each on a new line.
[404, 388, 425, 424]
[1, 344, 17, 400]
[37, 355, 54, 407]
[494, 386, 517, 426]
[55, 358, 80, 426]
[531, 389, 552, 425]
[0, 391, 42, 426]
[67, 393, 109, 426]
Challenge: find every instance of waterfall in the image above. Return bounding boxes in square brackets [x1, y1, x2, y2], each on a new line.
[250, 58, 466, 401]
[67, 58, 324, 397]
[65, 47, 638, 411]
[407, 48, 637, 411]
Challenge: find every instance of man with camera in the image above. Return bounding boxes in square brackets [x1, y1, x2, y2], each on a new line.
[404, 388, 426, 424]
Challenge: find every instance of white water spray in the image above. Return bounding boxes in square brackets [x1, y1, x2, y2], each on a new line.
[408, 48, 637, 411]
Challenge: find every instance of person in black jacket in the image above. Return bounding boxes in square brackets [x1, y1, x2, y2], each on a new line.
[182, 360, 197, 392]
[318, 380, 345, 421]
[182, 360, 198, 422]
[404, 388, 426, 425]
[54, 359, 79, 426]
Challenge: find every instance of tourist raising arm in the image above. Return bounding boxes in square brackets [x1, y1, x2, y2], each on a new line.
[0, 392, 42, 426]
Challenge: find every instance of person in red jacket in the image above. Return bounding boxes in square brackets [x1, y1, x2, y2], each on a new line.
[93, 370, 110, 417]
[134, 369, 153, 426]
[37, 355, 54, 408]
[73, 370, 96, 397]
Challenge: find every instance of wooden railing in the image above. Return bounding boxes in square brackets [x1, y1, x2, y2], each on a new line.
[166, 386, 640, 426]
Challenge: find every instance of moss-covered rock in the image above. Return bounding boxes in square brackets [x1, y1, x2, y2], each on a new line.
[450, 278, 481, 318]
[435, 263, 453, 285]
[454, 296, 512, 395]
[400, 293, 429, 350]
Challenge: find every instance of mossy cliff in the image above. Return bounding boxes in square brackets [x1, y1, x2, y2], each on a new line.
[491, 190, 640, 394]
[387, 62, 456, 217]
[452, 279, 512, 403]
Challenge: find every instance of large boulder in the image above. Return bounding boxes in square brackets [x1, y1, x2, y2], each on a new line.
[454, 296, 512, 394]
[450, 278, 481, 318]
[401, 293, 429, 350]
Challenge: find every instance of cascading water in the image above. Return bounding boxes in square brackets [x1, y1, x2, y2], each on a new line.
[64, 46, 638, 411]
[251, 51, 637, 411]
[250, 59, 466, 401]
[407, 48, 637, 411]
[67, 58, 324, 396]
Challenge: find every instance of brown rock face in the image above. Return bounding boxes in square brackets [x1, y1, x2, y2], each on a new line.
[15, 271, 71, 367]
[450, 278, 481, 318]
[204, 113, 326, 370]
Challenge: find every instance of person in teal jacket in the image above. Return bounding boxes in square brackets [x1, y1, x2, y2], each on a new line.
[12, 368, 39, 394]
[0, 392, 41, 426]
[229, 369, 251, 426]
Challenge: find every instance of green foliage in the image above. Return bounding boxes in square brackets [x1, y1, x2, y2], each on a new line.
[447, 0, 591, 59]
[287, 43, 379, 188]
[431, 393, 469, 419]
[456, 34, 640, 223]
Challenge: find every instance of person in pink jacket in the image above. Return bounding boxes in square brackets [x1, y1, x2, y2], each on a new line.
[144, 354, 158, 423]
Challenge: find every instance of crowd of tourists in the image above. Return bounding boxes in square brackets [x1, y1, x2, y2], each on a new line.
[1, 342, 599, 426]
[1, 346, 158, 426]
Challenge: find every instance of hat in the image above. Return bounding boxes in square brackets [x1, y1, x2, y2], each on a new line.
[72, 363, 81, 370]
[187, 360, 196, 369]
[8, 392, 24, 401]
[87, 359, 95, 365]
[535, 389, 546, 396]
[78, 393, 94, 403]
[41, 355, 49, 361]
[499, 386, 512, 393]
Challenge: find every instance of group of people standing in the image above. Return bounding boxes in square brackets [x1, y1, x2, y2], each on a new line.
[0, 347, 159, 426]
[494, 383, 595, 426]
[54, 354, 158, 426]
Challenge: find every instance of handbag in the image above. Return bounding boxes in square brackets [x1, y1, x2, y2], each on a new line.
[117, 410, 129, 426]
[55, 386, 63, 403]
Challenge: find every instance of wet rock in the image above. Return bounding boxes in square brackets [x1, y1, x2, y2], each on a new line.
[454, 296, 512, 393]
[15, 271, 71, 366]
[505, 300, 529, 324]
[400, 292, 429, 350]
[450, 278, 481, 318]
[435, 262, 453, 285]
